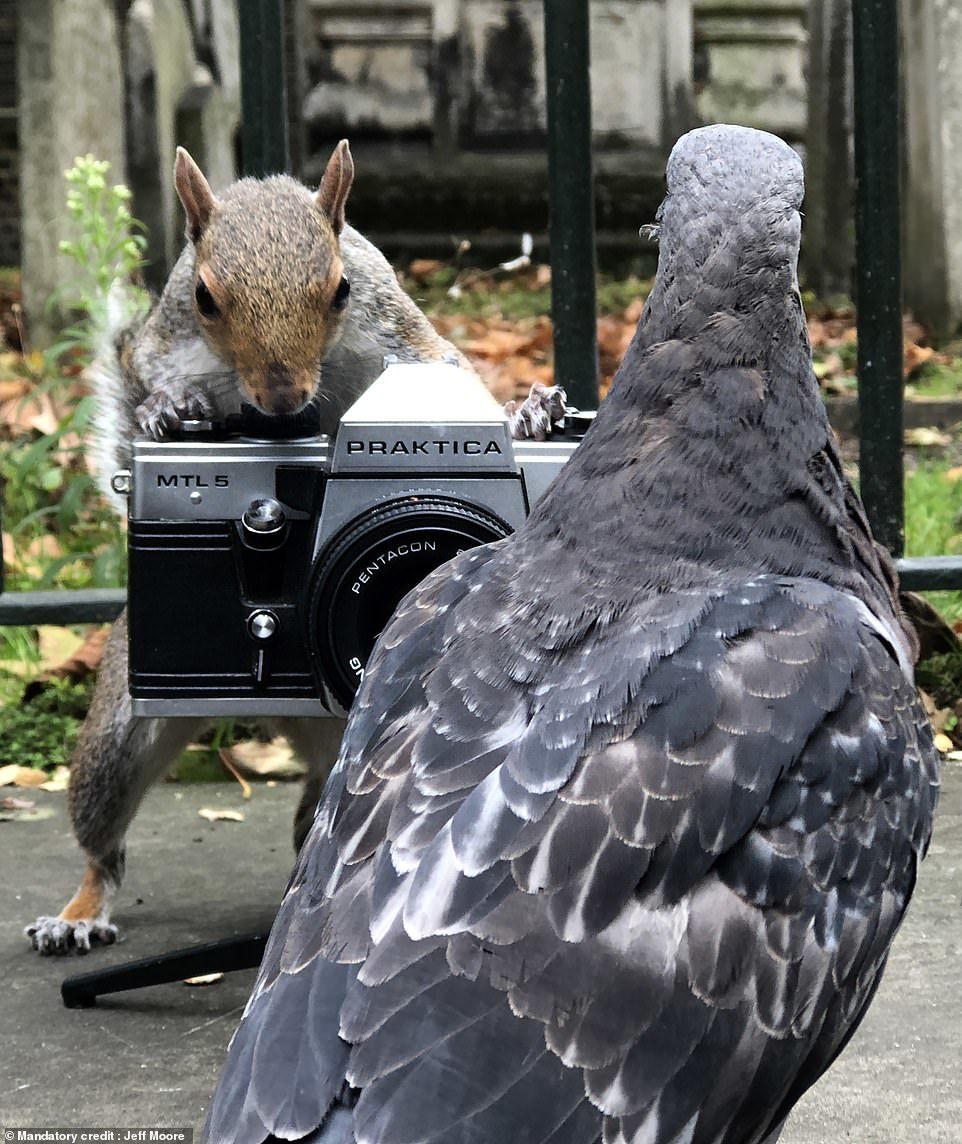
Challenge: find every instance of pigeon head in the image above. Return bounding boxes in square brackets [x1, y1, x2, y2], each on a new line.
[531, 124, 901, 626]
[647, 125, 805, 327]
[664, 124, 804, 218]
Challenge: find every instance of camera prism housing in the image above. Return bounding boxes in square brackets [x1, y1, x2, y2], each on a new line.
[125, 363, 584, 717]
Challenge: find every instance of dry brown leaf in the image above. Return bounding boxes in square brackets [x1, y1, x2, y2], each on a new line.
[184, 973, 225, 986]
[408, 258, 444, 280]
[905, 426, 951, 448]
[228, 738, 307, 780]
[904, 343, 935, 373]
[0, 765, 49, 788]
[946, 467, 962, 484]
[40, 766, 70, 792]
[23, 628, 109, 700]
[198, 807, 246, 823]
[934, 732, 953, 754]
[0, 387, 58, 435]
[465, 328, 536, 358]
[1, 794, 35, 811]
[0, 377, 29, 401]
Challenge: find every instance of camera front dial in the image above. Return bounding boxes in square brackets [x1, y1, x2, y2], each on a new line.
[308, 496, 511, 709]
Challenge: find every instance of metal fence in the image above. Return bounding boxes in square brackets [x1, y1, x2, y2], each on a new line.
[0, 0, 959, 629]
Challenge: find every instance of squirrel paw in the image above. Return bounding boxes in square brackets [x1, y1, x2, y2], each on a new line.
[505, 383, 569, 442]
[25, 914, 119, 956]
[136, 387, 215, 439]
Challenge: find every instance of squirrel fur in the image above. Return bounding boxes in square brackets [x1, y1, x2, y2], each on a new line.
[27, 141, 563, 954]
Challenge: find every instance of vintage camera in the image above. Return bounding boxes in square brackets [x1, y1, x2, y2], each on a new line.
[121, 363, 587, 717]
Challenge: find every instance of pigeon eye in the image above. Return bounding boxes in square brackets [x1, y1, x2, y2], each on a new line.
[331, 276, 350, 312]
[195, 279, 220, 320]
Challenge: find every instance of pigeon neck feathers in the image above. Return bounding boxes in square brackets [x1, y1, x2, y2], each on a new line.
[529, 125, 906, 646]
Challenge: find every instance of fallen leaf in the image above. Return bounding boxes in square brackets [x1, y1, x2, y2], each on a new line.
[1, 795, 35, 811]
[228, 738, 307, 780]
[465, 328, 537, 358]
[947, 467, 962, 484]
[198, 807, 245, 823]
[0, 377, 29, 401]
[0, 765, 49, 788]
[0, 806, 55, 823]
[930, 706, 954, 734]
[408, 258, 444, 280]
[40, 766, 70, 792]
[905, 427, 951, 448]
[23, 627, 110, 699]
[184, 973, 225, 986]
[933, 732, 953, 753]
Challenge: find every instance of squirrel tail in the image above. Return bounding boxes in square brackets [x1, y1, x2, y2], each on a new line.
[87, 282, 149, 516]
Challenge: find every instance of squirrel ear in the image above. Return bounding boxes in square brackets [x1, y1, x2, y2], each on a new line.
[174, 147, 218, 243]
[316, 139, 353, 235]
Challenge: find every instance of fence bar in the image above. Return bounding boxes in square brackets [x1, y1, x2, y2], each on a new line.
[896, 557, 962, 593]
[852, 0, 904, 556]
[238, 0, 289, 177]
[544, 0, 600, 410]
[0, 589, 125, 626]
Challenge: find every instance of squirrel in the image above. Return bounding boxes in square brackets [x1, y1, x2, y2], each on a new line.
[26, 140, 566, 954]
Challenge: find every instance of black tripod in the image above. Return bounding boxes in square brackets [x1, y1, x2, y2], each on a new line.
[61, 931, 269, 1008]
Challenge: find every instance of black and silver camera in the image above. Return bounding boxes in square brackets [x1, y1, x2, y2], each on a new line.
[120, 363, 586, 717]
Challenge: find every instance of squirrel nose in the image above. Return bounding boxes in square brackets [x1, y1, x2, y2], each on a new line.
[266, 361, 293, 388]
[254, 363, 310, 414]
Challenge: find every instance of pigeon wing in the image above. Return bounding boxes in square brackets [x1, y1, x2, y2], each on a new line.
[206, 567, 937, 1144]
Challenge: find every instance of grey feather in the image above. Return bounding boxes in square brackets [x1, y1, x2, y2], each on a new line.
[204, 124, 938, 1144]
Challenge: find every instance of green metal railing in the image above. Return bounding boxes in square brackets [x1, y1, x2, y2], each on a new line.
[0, 0, 958, 628]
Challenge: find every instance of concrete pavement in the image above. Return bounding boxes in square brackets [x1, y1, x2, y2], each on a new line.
[1, 768, 959, 1140]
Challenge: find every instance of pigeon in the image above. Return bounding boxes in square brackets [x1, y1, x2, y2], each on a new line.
[204, 125, 939, 1144]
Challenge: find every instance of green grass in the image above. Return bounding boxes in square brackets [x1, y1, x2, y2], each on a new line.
[907, 359, 962, 398]
[405, 268, 650, 322]
[905, 462, 962, 623]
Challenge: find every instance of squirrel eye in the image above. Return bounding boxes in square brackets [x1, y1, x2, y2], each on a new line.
[331, 276, 350, 312]
[195, 279, 220, 320]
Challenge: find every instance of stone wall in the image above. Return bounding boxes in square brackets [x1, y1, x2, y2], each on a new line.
[0, 0, 18, 268]
[17, 0, 127, 344]
[694, 0, 808, 141]
[126, 0, 241, 290]
[302, 0, 693, 155]
[901, 0, 962, 337]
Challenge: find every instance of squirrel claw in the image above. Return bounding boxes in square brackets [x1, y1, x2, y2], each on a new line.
[25, 914, 119, 956]
[505, 383, 569, 442]
[136, 388, 215, 440]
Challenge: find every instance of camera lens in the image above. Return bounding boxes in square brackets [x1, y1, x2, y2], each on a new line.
[308, 496, 511, 709]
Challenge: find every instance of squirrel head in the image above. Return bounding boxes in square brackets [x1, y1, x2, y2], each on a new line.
[173, 141, 355, 416]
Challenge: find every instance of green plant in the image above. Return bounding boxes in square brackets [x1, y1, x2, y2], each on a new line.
[1, 156, 148, 594]
[0, 677, 95, 771]
[53, 154, 149, 358]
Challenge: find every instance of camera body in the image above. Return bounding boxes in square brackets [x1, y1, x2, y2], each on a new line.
[124, 363, 584, 717]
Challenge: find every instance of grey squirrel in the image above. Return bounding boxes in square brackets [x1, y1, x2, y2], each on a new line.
[26, 140, 566, 954]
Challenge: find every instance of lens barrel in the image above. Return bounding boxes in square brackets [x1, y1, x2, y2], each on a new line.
[308, 496, 510, 708]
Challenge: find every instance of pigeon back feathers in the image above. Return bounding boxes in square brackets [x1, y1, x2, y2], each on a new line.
[205, 124, 939, 1144]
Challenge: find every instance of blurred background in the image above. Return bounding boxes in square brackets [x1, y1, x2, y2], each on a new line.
[5, 1, 962, 773]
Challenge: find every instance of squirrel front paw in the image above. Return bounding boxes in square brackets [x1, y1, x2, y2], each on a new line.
[25, 914, 119, 956]
[136, 387, 215, 439]
[504, 383, 569, 441]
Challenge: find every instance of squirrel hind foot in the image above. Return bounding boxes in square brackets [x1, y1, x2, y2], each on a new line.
[25, 914, 119, 956]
